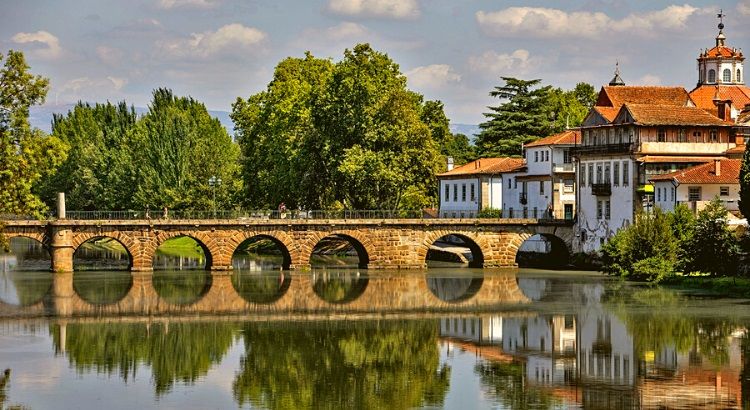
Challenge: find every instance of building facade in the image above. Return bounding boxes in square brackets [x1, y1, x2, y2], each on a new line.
[651, 158, 740, 213]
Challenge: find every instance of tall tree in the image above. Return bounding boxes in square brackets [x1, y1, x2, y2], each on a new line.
[475, 78, 553, 157]
[547, 82, 597, 133]
[739, 143, 750, 218]
[684, 198, 739, 276]
[0, 50, 66, 247]
[421, 100, 475, 166]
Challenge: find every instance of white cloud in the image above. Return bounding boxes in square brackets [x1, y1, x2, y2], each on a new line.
[406, 64, 461, 89]
[322, 22, 368, 40]
[107, 76, 128, 90]
[157, 0, 219, 9]
[468, 49, 536, 76]
[56, 76, 128, 102]
[634, 74, 662, 85]
[476, 5, 700, 38]
[157, 23, 266, 58]
[11, 31, 62, 59]
[328, 0, 419, 19]
[739, 0, 750, 15]
[96, 46, 125, 65]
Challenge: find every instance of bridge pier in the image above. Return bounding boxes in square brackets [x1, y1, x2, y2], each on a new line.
[50, 225, 74, 273]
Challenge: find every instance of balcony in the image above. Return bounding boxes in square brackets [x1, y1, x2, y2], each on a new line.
[571, 143, 635, 156]
[591, 183, 612, 196]
[519, 192, 528, 205]
[552, 162, 575, 173]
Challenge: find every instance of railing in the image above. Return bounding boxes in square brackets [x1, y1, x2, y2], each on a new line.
[3, 209, 576, 222]
[552, 163, 575, 173]
[591, 183, 612, 196]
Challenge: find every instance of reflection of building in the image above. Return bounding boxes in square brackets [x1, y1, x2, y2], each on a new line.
[439, 316, 502, 345]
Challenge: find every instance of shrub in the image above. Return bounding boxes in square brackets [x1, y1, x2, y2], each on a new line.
[684, 198, 740, 276]
[631, 257, 675, 283]
[477, 208, 503, 218]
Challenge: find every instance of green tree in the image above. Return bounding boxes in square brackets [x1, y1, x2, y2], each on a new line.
[0, 50, 67, 248]
[546, 82, 597, 133]
[37, 101, 139, 210]
[233, 44, 443, 210]
[134, 88, 240, 210]
[667, 203, 696, 272]
[475, 78, 553, 157]
[420, 100, 475, 165]
[740, 143, 750, 218]
[684, 198, 740, 276]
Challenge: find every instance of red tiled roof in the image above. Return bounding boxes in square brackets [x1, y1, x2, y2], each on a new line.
[689, 85, 750, 116]
[524, 130, 581, 147]
[649, 159, 740, 184]
[592, 106, 619, 122]
[621, 103, 729, 126]
[637, 156, 724, 163]
[725, 145, 745, 155]
[596, 86, 692, 109]
[437, 157, 525, 177]
[701, 45, 744, 59]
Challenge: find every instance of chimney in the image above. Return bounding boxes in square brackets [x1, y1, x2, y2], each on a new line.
[714, 159, 721, 176]
[447, 156, 454, 171]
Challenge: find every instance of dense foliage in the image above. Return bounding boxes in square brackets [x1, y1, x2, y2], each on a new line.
[740, 142, 750, 218]
[601, 199, 740, 281]
[0, 50, 67, 248]
[37, 89, 240, 211]
[233, 44, 465, 210]
[475, 78, 596, 157]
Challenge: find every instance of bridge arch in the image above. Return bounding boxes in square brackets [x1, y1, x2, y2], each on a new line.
[149, 231, 219, 270]
[302, 231, 374, 269]
[420, 231, 488, 268]
[71, 233, 135, 271]
[226, 230, 296, 270]
[512, 232, 571, 269]
[2, 234, 52, 271]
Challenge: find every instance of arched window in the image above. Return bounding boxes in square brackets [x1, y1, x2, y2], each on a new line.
[723, 68, 732, 83]
[738, 69, 742, 83]
[708, 69, 716, 83]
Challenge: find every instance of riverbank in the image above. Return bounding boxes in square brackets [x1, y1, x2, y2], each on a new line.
[661, 276, 750, 298]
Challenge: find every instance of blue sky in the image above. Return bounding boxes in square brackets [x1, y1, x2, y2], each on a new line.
[3, 0, 750, 124]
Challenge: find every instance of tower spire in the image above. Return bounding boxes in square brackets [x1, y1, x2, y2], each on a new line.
[716, 9, 726, 47]
[609, 61, 625, 86]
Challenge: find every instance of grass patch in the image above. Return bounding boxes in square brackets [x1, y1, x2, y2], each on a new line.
[157, 237, 205, 259]
[661, 275, 750, 298]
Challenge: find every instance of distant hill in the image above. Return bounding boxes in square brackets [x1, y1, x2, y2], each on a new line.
[29, 104, 235, 134]
[450, 124, 480, 141]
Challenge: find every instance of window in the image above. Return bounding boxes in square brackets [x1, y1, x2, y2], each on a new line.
[710, 130, 718, 142]
[739, 69, 742, 83]
[523, 207, 528, 218]
[453, 183, 458, 201]
[564, 179, 574, 193]
[533, 207, 538, 218]
[688, 186, 701, 201]
[545, 151, 550, 161]
[507, 178, 511, 189]
[597, 200, 603, 219]
[657, 129, 666, 142]
[535, 151, 539, 162]
[720, 186, 729, 196]
[470, 183, 476, 201]
[708, 69, 716, 83]
[580, 164, 586, 187]
[656, 187, 661, 202]
[671, 187, 675, 201]
[445, 184, 450, 201]
[588, 164, 594, 187]
[723, 68, 732, 83]
[623, 162, 629, 186]
[693, 131, 702, 139]
[540, 181, 545, 195]
[678, 129, 686, 142]
[563, 150, 571, 164]
[613, 162, 620, 186]
[604, 163, 611, 183]
[605, 200, 611, 220]
[596, 163, 603, 184]
[461, 184, 466, 201]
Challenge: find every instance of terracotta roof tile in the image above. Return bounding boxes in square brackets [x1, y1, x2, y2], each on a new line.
[437, 157, 525, 177]
[649, 159, 740, 184]
[689, 85, 750, 116]
[736, 106, 750, 124]
[702, 46, 744, 59]
[597, 86, 692, 108]
[524, 130, 581, 147]
[621, 103, 729, 126]
[593, 106, 619, 122]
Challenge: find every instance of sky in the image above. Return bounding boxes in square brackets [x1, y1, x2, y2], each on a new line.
[2, 0, 750, 125]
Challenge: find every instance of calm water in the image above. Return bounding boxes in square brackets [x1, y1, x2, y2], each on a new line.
[1, 240, 750, 409]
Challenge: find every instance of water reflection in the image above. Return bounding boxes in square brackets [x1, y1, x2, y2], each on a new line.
[426, 273, 484, 303]
[73, 270, 133, 305]
[231, 270, 291, 304]
[73, 238, 130, 271]
[311, 269, 369, 304]
[152, 270, 212, 305]
[1, 237, 50, 271]
[0, 270, 53, 307]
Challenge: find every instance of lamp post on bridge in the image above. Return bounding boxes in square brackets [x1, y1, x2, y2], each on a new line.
[208, 176, 221, 219]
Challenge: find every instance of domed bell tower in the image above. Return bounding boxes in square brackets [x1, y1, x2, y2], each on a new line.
[697, 10, 744, 86]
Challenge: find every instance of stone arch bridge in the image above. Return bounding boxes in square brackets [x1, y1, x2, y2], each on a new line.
[2, 218, 574, 272]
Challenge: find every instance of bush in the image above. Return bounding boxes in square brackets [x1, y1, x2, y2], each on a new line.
[477, 208, 503, 218]
[683, 198, 740, 276]
[631, 257, 675, 283]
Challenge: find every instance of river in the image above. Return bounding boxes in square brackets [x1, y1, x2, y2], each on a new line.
[1, 238, 749, 409]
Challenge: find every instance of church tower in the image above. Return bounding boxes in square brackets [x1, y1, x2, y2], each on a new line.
[697, 10, 744, 86]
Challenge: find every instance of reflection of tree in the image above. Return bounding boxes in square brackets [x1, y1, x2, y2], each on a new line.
[231, 271, 289, 304]
[152, 271, 211, 305]
[0, 369, 9, 407]
[51, 322, 237, 395]
[73, 271, 132, 305]
[312, 271, 368, 304]
[475, 361, 558, 409]
[0, 271, 53, 306]
[607, 287, 739, 367]
[233, 320, 450, 409]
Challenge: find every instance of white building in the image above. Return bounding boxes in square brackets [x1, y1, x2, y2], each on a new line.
[502, 130, 579, 220]
[651, 158, 740, 213]
[437, 157, 524, 217]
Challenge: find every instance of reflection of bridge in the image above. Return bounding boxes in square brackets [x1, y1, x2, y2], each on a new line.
[0, 271, 530, 317]
[2, 218, 574, 271]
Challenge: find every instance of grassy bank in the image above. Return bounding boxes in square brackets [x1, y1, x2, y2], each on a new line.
[661, 276, 750, 298]
[156, 236, 205, 259]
